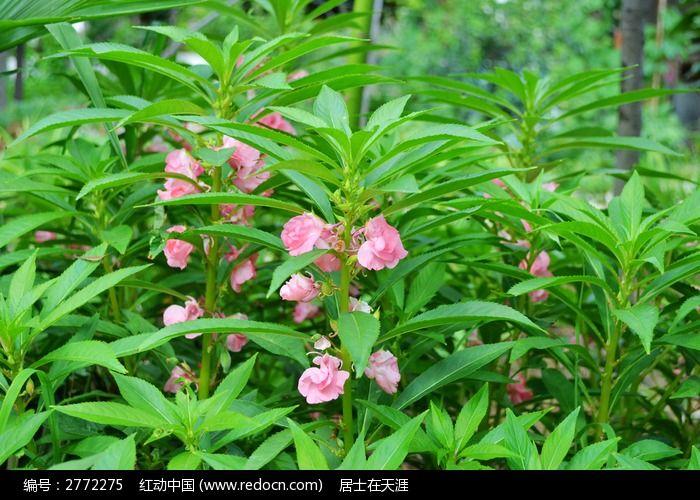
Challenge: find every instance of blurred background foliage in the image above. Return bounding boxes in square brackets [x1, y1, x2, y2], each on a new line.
[1, 0, 698, 200]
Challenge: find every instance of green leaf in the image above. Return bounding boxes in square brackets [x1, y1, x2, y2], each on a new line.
[199, 453, 247, 470]
[508, 275, 612, 297]
[168, 451, 201, 470]
[92, 435, 136, 470]
[568, 439, 618, 470]
[53, 402, 165, 428]
[192, 225, 284, 251]
[548, 136, 679, 156]
[112, 373, 178, 424]
[101, 225, 132, 254]
[111, 318, 306, 357]
[510, 337, 568, 363]
[0, 212, 72, 249]
[0, 412, 49, 463]
[670, 376, 700, 400]
[366, 412, 427, 470]
[394, 342, 513, 409]
[382, 301, 544, 342]
[36, 264, 150, 334]
[612, 303, 659, 354]
[121, 99, 205, 126]
[208, 355, 257, 415]
[454, 384, 489, 452]
[338, 430, 367, 470]
[366, 95, 411, 130]
[267, 250, 327, 298]
[314, 85, 350, 135]
[405, 263, 445, 317]
[12, 109, 130, 144]
[288, 419, 328, 470]
[0, 369, 36, 431]
[338, 312, 380, 378]
[43, 244, 106, 312]
[32, 341, 126, 374]
[621, 439, 681, 462]
[459, 443, 517, 460]
[540, 407, 580, 470]
[503, 409, 541, 470]
[150, 192, 304, 214]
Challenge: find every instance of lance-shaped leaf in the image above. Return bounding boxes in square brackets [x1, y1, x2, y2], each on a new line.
[613, 303, 659, 354]
[288, 419, 328, 470]
[366, 412, 427, 470]
[32, 341, 126, 374]
[394, 342, 513, 409]
[540, 407, 580, 470]
[338, 312, 380, 378]
[382, 301, 544, 342]
[267, 249, 327, 298]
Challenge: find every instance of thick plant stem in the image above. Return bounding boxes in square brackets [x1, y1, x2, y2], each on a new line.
[198, 165, 222, 400]
[338, 257, 354, 453]
[102, 257, 121, 323]
[597, 320, 620, 429]
[346, 0, 373, 128]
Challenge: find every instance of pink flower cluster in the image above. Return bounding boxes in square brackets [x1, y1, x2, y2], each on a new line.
[297, 347, 401, 404]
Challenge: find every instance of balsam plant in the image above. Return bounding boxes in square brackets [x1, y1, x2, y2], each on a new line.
[0, 1, 698, 471]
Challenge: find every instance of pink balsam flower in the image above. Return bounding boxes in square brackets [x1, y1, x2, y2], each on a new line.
[258, 112, 296, 135]
[364, 350, 401, 394]
[519, 250, 553, 303]
[280, 273, 319, 302]
[293, 302, 321, 323]
[542, 182, 559, 192]
[34, 231, 57, 243]
[164, 365, 196, 394]
[164, 225, 194, 270]
[229, 254, 258, 293]
[163, 297, 204, 339]
[357, 216, 408, 271]
[223, 136, 261, 170]
[507, 373, 533, 405]
[226, 334, 249, 352]
[281, 213, 326, 256]
[165, 149, 203, 178]
[298, 355, 350, 404]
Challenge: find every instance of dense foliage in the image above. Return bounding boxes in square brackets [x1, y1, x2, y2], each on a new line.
[0, 0, 698, 471]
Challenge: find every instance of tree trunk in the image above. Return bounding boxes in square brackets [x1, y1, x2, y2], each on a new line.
[616, 0, 647, 192]
[14, 44, 25, 101]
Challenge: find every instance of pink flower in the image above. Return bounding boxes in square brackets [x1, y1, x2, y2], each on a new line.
[157, 149, 203, 200]
[157, 178, 199, 200]
[165, 149, 204, 178]
[519, 250, 553, 303]
[293, 302, 321, 323]
[220, 203, 255, 225]
[222, 136, 261, 170]
[163, 297, 204, 339]
[364, 350, 401, 394]
[314, 336, 331, 351]
[349, 297, 372, 313]
[315, 253, 341, 272]
[258, 112, 296, 135]
[281, 213, 326, 256]
[34, 231, 57, 243]
[226, 334, 249, 352]
[233, 161, 270, 194]
[229, 254, 258, 293]
[492, 178, 506, 188]
[357, 216, 408, 271]
[164, 225, 194, 270]
[542, 182, 559, 192]
[507, 373, 533, 405]
[280, 274, 319, 302]
[297, 355, 350, 404]
[164, 365, 196, 393]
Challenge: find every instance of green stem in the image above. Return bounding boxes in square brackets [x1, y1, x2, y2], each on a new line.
[198, 165, 222, 400]
[102, 257, 122, 323]
[338, 255, 354, 453]
[597, 319, 620, 429]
